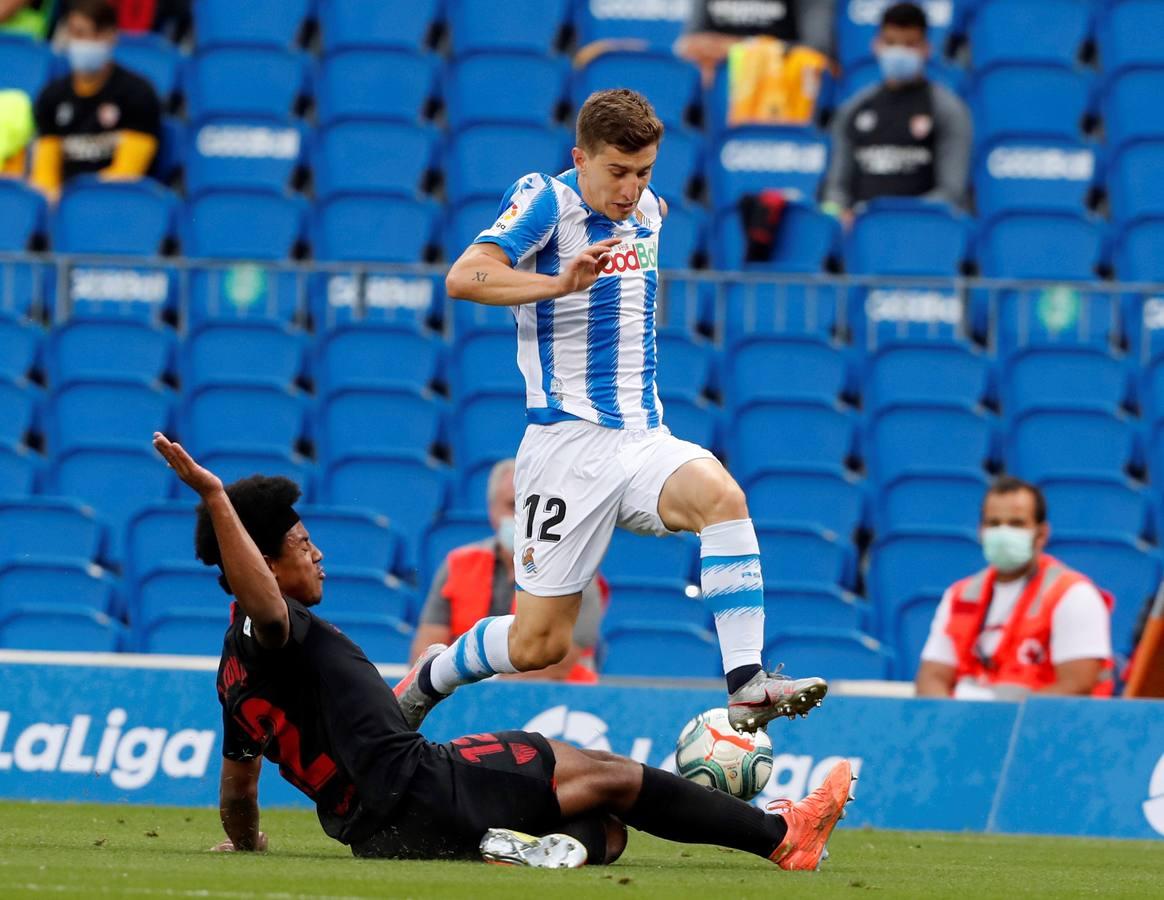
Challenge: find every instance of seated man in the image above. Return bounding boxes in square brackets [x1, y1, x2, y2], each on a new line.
[411, 458, 603, 683]
[152, 432, 853, 869]
[916, 476, 1114, 700]
[31, 0, 161, 201]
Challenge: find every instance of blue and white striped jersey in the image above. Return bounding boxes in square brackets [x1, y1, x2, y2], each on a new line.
[472, 169, 665, 431]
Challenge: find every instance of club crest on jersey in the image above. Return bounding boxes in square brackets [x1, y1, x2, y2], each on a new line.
[521, 547, 537, 575]
[600, 237, 659, 275]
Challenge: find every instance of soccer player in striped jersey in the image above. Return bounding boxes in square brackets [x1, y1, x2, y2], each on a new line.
[398, 89, 827, 734]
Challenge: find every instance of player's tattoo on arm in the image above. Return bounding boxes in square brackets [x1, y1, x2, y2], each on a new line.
[474, 271, 487, 282]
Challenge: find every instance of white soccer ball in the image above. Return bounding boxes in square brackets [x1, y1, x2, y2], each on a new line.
[675, 708, 773, 801]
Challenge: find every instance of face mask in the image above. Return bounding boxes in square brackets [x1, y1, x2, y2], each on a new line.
[496, 516, 515, 553]
[982, 526, 1036, 573]
[68, 39, 113, 76]
[877, 45, 924, 83]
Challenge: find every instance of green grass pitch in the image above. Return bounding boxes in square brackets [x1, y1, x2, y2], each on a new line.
[1, 801, 1161, 899]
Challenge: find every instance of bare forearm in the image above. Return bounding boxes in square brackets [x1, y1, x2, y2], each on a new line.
[915, 669, 954, 698]
[446, 254, 560, 306]
[220, 794, 261, 850]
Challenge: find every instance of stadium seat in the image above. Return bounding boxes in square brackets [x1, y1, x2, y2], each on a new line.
[1046, 534, 1161, 654]
[1039, 474, 1150, 542]
[313, 121, 438, 201]
[602, 531, 699, 584]
[445, 53, 568, 132]
[977, 213, 1100, 276]
[1097, 0, 1164, 75]
[745, 465, 865, 537]
[971, 65, 1090, 147]
[724, 335, 846, 404]
[325, 613, 414, 663]
[445, 125, 572, 205]
[183, 383, 304, 456]
[574, 0, 690, 49]
[863, 343, 989, 411]
[868, 528, 983, 611]
[152, 116, 186, 184]
[645, 127, 701, 205]
[315, 50, 440, 126]
[865, 402, 994, 483]
[654, 332, 712, 398]
[140, 609, 228, 655]
[185, 120, 306, 197]
[764, 628, 893, 681]
[600, 622, 721, 679]
[1006, 407, 1134, 481]
[845, 200, 968, 275]
[316, 324, 442, 393]
[0, 500, 104, 567]
[989, 286, 1116, 357]
[310, 272, 443, 332]
[1102, 68, 1164, 153]
[182, 321, 304, 389]
[296, 505, 399, 572]
[320, 386, 444, 460]
[0, 444, 36, 496]
[721, 282, 842, 342]
[0, 377, 37, 447]
[448, 0, 570, 56]
[729, 400, 854, 483]
[199, 449, 311, 488]
[0, 318, 41, 381]
[603, 579, 708, 630]
[656, 277, 714, 337]
[195, 0, 311, 49]
[454, 391, 529, 472]
[1107, 140, 1164, 226]
[872, 469, 990, 535]
[451, 330, 524, 397]
[133, 563, 223, 632]
[657, 203, 705, 269]
[974, 139, 1097, 224]
[52, 179, 176, 255]
[0, 605, 123, 652]
[885, 591, 942, 681]
[968, 0, 1091, 69]
[0, 180, 45, 253]
[312, 196, 439, 264]
[320, 0, 441, 53]
[836, 0, 957, 69]
[125, 502, 199, 582]
[711, 201, 839, 272]
[574, 51, 700, 130]
[1001, 347, 1127, 416]
[755, 524, 854, 588]
[458, 459, 509, 512]
[183, 191, 305, 261]
[46, 320, 174, 387]
[46, 378, 172, 454]
[0, 558, 116, 616]
[318, 567, 414, 621]
[0, 33, 52, 97]
[452, 296, 522, 338]
[421, 513, 491, 584]
[1112, 217, 1164, 285]
[660, 395, 718, 450]
[184, 47, 308, 121]
[764, 584, 868, 633]
[445, 199, 508, 262]
[115, 33, 182, 101]
[709, 127, 829, 210]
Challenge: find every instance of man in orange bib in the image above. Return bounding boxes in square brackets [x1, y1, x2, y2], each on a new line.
[916, 477, 1114, 699]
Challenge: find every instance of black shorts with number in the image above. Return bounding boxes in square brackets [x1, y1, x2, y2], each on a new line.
[351, 731, 561, 859]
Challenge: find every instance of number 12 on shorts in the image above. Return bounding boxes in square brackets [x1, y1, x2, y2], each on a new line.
[523, 494, 567, 542]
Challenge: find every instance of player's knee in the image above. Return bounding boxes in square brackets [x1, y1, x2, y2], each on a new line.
[699, 471, 749, 529]
[597, 756, 643, 808]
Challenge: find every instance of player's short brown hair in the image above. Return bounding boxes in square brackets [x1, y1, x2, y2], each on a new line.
[576, 89, 665, 154]
[69, 0, 119, 31]
[982, 476, 1047, 524]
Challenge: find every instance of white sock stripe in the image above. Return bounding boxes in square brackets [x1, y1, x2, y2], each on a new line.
[699, 517, 760, 557]
[483, 615, 519, 675]
[701, 559, 764, 598]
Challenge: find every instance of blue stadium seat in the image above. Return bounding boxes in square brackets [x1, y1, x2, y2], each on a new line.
[655, 332, 712, 398]
[764, 584, 868, 633]
[140, 609, 227, 655]
[1097, 0, 1164, 75]
[320, 386, 444, 460]
[421, 513, 491, 584]
[729, 400, 854, 483]
[0, 443, 36, 495]
[312, 196, 439, 264]
[0, 34, 52, 96]
[0, 500, 104, 567]
[1102, 68, 1164, 153]
[320, 0, 441, 53]
[756, 524, 854, 588]
[1006, 406, 1134, 481]
[0, 318, 41, 380]
[195, 0, 311, 49]
[1139, 354, 1164, 422]
[325, 613, 414, 663]
[724, 335, 846, 404]
[977, 213, 1101, 279]
[455, 391, 529, 472]
[183, 191, 305, 260]
[318, 567, 414, 620]
[971, 64, 1089, 147]
[1039, 474, 1150, 542]
[47, 378, 172, 454]
[200, 449, 310, 487]
[1046, 534, 1161, 655]
[574, 0, 690, 49]
[602, 530, 699, 584]
[656, 277, 714, 336]
[182, 321, 303, 389]
[115, 32, 182, 100]
[446, 53, 568, 132]
[836, 0, 957, 69]
[1112, 217, 1164, 285]
[133, 563, 223, 632]
[764, 628, 894, 680]
[310, 272, 443, 332]
[445, 125, 572, 205]
[316, 324, 441, 394]
[603, 579, 707, 631]
[0, 605, 123, 652]
[451, 330, 523, 397]
[46, 320, 174, 387]
[0, 180, 45, 253]
[0, 377, 37, 447]
[886, 591, 942, 681]
[600, 622, 721, 678]
[968, 0, 1092, 69]
[1001, 347, 1127, 416]
[183, 383, 304, 456]
[865, 402, 994, 483]
[150, 116, 186, 184]
[712, 201, 839, 272]
[314, 121, 437, 201]
[448, 0, 570, 56]
[297, 505, 399, 572]
[452, 295, 521, 338]
[846, 199, 968, 276]
[125, 502, 198, 582]
[316, 50, 439, 126]
[185, 120, 305, 197]
[989, 287, 1116, 357]
[660, 394, 717, 449]
[863, 343, 989, 411]
[975, 139, 1097, 223]
[646, 128, 701, 205]
[1107, 140, 1164, 226]
[745, 465, 865, 537]
[53, 179, 176, 255]
[574, 51, 700, 130]
[0, 557, 116, 616]
[657, 203, 704, 269]
[185, 48, 308, 121]
[868, 528, 983, 611]
[722, 282, 842, 342]
[709, 127, 829, 210]
[445, 199, 507, 262]
[872, 469, 990, 535]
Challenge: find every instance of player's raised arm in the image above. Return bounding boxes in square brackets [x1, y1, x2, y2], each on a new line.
[446, 238, 618, 307]
[213, 756, 268, 852]
[152, 432, 290, 647]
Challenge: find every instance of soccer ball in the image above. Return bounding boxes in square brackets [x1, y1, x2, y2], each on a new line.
[675, 708, 773, 801]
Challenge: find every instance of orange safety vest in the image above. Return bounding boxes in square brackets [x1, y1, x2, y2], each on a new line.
[443, 545, 598, 684]
[945, 554, 1115, 697]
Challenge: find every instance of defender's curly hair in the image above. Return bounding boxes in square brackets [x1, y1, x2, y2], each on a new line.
[195, 475, 302, 595]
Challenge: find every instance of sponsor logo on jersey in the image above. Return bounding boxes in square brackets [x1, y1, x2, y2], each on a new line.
[599, 237, 659, 275]
[97, 102, 121, 129]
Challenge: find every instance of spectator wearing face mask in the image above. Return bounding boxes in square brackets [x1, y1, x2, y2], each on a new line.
[821, 1, 971, 226]
[916, 477, 1115, 700]
[30, 0, 161, 201]
[410, 458, 604, 683]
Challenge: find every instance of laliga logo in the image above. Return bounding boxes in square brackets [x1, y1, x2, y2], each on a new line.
[523, 706, 662, 768]
[1144, 753, 1164, 835]
[600, 240, 658, 275]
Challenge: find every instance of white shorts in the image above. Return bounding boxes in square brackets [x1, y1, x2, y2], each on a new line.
[512, 419, 714, 596]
